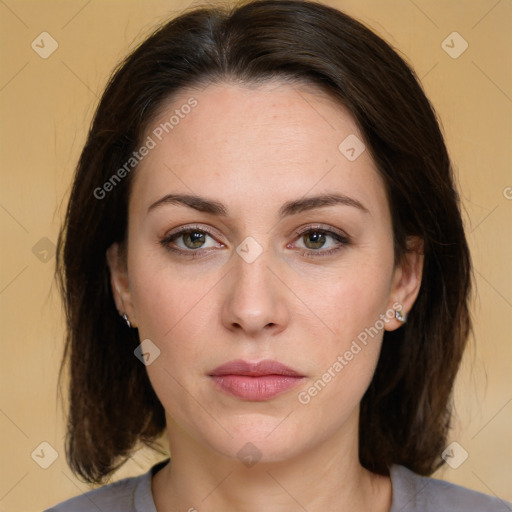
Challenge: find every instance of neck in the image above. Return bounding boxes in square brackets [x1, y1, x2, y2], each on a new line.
[152, 411, 392, 512]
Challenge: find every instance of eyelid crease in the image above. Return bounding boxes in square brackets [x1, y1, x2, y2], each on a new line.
[159, 224, 222, 246]
[292, 223, 351, 239]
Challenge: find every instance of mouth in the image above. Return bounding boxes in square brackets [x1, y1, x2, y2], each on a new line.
[208, 359, 305, 401]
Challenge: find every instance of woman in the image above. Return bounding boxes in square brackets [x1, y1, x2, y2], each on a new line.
[48, 0, 509, 510]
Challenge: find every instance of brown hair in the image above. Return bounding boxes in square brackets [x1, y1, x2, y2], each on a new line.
[56, 0, 472, 484]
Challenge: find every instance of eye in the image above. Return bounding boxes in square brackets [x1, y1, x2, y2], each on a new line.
[160, 225, 222, 257]
[159, 224, 351, 259]
[292, 226, 350, 257]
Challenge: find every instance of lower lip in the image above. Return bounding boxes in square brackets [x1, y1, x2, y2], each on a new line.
[210, 375, 303, 401]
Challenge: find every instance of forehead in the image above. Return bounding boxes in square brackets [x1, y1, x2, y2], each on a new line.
[130, 80, 387, 218]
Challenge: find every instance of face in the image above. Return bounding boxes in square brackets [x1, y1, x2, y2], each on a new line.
[107, 80, 422, 464]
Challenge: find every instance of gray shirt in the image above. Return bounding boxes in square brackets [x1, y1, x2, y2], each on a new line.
[45, 459, 510, 511]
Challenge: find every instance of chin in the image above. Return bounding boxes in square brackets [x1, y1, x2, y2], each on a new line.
[199, 415, 316, 466]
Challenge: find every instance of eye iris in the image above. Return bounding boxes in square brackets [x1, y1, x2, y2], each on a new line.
[184, 231, 205, 249]
[303, 231, 326, 250]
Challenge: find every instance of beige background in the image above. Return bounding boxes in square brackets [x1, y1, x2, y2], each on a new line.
[0, 0, 511, 510]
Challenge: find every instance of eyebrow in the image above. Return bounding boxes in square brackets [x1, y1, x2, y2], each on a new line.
[147, 192, 369, 218]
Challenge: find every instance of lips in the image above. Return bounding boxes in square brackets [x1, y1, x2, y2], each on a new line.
[209, 359, 305, 401]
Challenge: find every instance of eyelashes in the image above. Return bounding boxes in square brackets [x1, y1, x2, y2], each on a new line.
[159, 224, 351, 259]
[292, 228, 350, 256]
[159, 225, 221, 259]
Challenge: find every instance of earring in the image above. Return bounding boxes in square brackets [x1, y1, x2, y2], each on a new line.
[395, 309, 407, 323]
[122, 313, 132, 328]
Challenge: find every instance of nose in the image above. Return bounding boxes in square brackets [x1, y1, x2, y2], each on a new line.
[221, 245, 289, 338]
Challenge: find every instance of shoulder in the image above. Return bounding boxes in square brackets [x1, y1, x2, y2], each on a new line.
[43, 460, 168, 512]
[43, 475, 140, 512]
[43, 473, 145, 512]
[389, 464, 511, 512]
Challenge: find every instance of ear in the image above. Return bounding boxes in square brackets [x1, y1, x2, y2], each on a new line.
[385, 236, 424, 331]
[106, 242, 138, 328]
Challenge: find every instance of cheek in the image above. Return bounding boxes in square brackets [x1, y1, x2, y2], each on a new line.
[308, 262, 393, 347]
[299, 263, 393, 404]
[298, 295, 387, 426]
[128, 254, 222, 382]
[129, 247, 211, 339]
[129, 265, 214, 414]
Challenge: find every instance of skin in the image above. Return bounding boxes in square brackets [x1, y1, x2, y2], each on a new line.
[107, 80, 424, 512]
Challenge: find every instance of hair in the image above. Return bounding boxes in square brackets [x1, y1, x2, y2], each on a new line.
[56, 0, 472, 484]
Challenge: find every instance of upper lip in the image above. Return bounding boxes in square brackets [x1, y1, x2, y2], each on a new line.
[209, 359, 304, 377]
